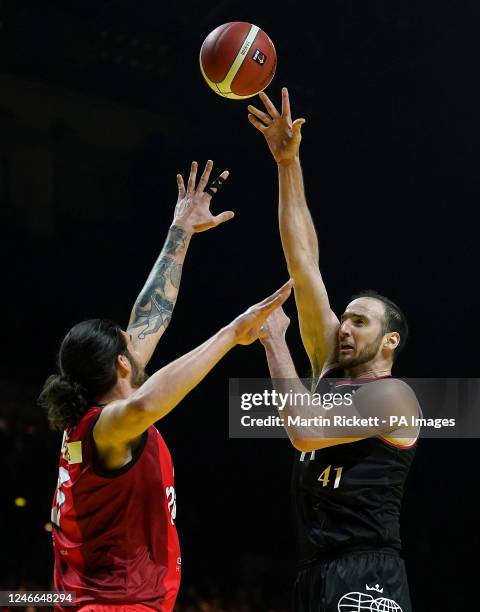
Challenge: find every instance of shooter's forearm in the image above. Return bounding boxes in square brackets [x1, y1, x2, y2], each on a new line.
[278, 158, 319, 271]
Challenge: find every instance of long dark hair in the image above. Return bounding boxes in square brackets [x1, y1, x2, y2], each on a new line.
[39, 319, 128, 431]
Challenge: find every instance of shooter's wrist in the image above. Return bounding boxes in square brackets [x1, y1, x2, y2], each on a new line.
[168, 223, 193, 242]
[277, 155, 301, 170]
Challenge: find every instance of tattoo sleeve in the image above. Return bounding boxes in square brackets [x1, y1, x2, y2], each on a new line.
[129, 225, 189, 340]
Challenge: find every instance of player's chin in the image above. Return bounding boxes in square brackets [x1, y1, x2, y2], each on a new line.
[338, 352, 354, 367]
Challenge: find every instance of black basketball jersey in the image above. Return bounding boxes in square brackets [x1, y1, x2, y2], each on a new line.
[292, 368, 417, 566]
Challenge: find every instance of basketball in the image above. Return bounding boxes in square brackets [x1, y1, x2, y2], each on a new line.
[199, 22, 276, 99]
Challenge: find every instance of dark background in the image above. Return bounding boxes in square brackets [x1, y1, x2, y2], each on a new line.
[0, 1, 478, 609]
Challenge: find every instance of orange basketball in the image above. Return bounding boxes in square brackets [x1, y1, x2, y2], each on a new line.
[199, 22, 276, 99]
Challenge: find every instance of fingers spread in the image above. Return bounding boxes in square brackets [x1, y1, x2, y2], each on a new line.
[259, 91, 280, 117]
[197, 159, 213, 193]
[248, 114, 267, 133]
[176, 174, 186, 198]
[187, 161, 198, 193]
[247, 104, 273, 125]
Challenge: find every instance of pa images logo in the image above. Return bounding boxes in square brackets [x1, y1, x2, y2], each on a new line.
[338, 589, 402, 611]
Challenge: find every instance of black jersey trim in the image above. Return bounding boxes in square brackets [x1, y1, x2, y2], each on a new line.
[334, 374, 392, 388]
[89, 410, 149, 479]
[319, 367, 393, 388]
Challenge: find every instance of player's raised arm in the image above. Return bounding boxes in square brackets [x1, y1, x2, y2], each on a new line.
[127, 160, 234, 367]
[94, 280, 293, 448]
[248, 88, 339, 380]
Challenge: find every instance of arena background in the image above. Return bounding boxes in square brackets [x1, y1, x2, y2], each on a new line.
[0, 1, 478, 609]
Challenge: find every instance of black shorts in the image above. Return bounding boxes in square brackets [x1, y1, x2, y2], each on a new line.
[293, 550, 412, 612]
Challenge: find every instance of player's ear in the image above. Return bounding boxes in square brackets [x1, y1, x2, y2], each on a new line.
[117, 354, 131, 378]
[384, 332, 400, 351]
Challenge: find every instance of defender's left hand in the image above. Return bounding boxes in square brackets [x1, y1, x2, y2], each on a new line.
[173, 160, 234, 234]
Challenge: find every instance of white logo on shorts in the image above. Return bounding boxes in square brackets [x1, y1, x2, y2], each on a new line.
[337, 591, 402, 611]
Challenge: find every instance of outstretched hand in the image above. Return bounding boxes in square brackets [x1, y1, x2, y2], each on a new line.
[247, 87, 306, 165]
[258, 306, 291, 346]
[173, 160, 234, 234]
[231, 280, 293, 346]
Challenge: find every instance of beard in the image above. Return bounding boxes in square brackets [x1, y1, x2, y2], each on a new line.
[338, 334, 383, 370]
[127, 350, 149, 388]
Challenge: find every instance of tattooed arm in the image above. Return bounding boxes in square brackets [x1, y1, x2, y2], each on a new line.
[127, 160, 234, 367]
[127, 225, 190, 366]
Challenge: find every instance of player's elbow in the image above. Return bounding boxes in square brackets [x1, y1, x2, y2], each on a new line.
[290, 438, 309, 452]
[292, 437, 334, 453]
[289, 433, 316, 453]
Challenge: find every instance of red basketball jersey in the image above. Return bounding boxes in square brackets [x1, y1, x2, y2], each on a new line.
[52, 407, 181, 611]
